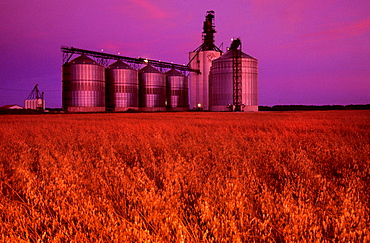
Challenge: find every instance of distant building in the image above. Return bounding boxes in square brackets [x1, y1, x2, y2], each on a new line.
[0, 105, 24, 109]
[24, 84, 45, 111]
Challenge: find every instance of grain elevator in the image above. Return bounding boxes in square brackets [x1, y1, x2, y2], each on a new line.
[188, 11, 222, 111]
[189, 11, 258, 111]
[25, 84, 45, 110]
[61, 10, 258, 112]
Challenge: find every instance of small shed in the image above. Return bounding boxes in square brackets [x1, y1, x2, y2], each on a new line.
[0, 105, 24, 109]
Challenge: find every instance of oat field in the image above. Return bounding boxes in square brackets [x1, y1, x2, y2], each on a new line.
[1, 110, 369, 242]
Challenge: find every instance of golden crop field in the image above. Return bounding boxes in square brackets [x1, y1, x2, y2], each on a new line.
[0, 110, 369, 242]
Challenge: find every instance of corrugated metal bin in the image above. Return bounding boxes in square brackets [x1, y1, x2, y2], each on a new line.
[106, 60, 138, 111]
[209, 50, 258, 111]
[165, 68, 188, 111]
[139, 64, 166, 112]
[62, 54, 105, 112]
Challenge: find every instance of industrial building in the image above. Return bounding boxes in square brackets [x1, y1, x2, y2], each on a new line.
[189, 11, 222, 111]
[61, 11, 258, 112]
[25, 84, 45, 111]
[189, 11, 258, 112]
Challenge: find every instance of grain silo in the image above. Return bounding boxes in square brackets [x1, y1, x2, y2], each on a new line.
[165, 68, 188, 111]
[24, 84, 45, 110]
[209, 38, 258, 112]
[62, 54, 105, 112]
[106, 60, 138, 111]
[139, 64, 166, 111]
[189, 11, 222, 110]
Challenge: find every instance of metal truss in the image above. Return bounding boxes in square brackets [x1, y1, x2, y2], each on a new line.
[61, 46, 200, 73]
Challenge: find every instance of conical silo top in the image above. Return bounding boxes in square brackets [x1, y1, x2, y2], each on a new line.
[109, 60, 133, 69]
[139, 64, 161, 73]
[215, 49, 257, 61]
[69, 54, 98, 65]
[165, 68, 184, 76]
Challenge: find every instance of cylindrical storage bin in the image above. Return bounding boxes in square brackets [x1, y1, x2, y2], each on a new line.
[139, 64, 166, 112]
[106, 60, 138, 111]
[189, 50, 221, 111]
[165, 68, 189, 111]
[209, 50, 258, 112]
[62, 54, 105, 112]
[24, 99, 45, 110]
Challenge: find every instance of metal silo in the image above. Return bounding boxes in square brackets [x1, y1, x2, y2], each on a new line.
[189, 50, 221, 111]
[139, 64, 166, 111]
[188, 11, 222, 111]
[106, 60, 138, 111]
[209, 44, 258, 112]
[165, 68, 189, 111]
[62, 54, 105, 112]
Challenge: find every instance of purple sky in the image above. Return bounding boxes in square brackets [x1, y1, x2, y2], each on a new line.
[1, 0, 369, 108]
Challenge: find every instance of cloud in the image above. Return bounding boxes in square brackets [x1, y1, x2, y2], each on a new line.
[128, 0, 171, 19]
[305, 17, 370, 41]
[277, 17, 370, 49]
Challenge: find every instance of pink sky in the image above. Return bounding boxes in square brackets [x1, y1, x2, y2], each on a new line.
[0, 0, 369, 107]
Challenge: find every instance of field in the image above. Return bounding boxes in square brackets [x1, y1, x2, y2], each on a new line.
[0, 110, 369, 242]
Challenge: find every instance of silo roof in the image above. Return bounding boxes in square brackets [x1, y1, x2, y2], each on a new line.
[69, 54, 98, 65]
[215, 50, 257, 61]
[165, 68, 184, 76]
[109, 60, 133, 69]
[139, 64, 161, 73]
